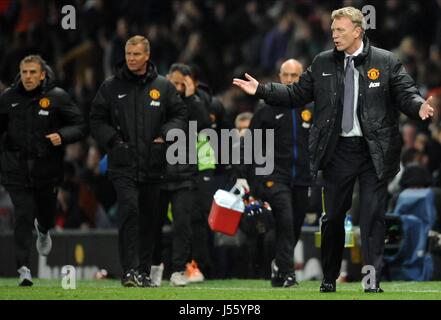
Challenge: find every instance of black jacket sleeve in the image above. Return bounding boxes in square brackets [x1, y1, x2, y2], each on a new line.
[256, 62, 315, 108]
[90, 83, 122, 150]
[160, 82, 188, 138]
[184, 94, 211, 132]
[56, 89, 88, 144]
[0, 91, 7, 138]
[389, 55, 424, 120]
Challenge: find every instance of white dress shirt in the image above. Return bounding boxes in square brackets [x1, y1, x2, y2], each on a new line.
[341, 42, 364, 137]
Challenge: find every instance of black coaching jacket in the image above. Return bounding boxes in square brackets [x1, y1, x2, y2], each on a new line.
[0, 70, 86, 187]
[256, 36, 425, 180]
[236, 103, 313, 188]
[90, 61, 187, 183]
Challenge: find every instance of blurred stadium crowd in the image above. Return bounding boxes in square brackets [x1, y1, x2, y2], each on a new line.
[0, 0, 441, 279]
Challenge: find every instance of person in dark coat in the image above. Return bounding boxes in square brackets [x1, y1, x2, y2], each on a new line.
[0, 55, 87, 286]
[233, 7, 435, 293]
[236, 59, 312, 287]
[90, 36, 187, 287]
[152, 63, 211, 287]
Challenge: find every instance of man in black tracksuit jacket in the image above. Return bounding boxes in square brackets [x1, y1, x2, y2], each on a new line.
[151, 63, 211, 286]
[0, 55, 86, 286]
[233, 7, 435, 292]
[191, 80, 227, 280]
[236, 59, 312, 287]
[90, 36, 187, 287]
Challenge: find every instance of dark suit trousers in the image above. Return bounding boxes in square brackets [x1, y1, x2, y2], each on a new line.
[112, 177, 160, 274]
[321, 137, 387, 285]
[158, 187, 193, 272]
[257, 182, 308, 275]
[6, 185, 57, 269]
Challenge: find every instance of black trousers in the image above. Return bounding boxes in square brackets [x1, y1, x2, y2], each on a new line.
[158, 187, 193, 272]
[256, 182, 309, 275]
[321, 137, 387, 285]
[191, 170, 218, 277]
[112, 177, 160, 274]
[6, 185, 57, 269]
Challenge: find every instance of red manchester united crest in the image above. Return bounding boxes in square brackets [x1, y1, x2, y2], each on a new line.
[367, 68, 380, 81]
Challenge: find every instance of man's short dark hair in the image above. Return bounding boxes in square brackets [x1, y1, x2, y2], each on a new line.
[169, 63, 192, 76]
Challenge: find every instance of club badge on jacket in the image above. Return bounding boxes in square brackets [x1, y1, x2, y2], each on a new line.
[39, 97, 51, 109]
[149, 89, 161, 107]
[301, 109, 312, 129]
[367, 68, 380, 80]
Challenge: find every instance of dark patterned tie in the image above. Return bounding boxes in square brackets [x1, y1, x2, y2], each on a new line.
[342, 56, 354, 133]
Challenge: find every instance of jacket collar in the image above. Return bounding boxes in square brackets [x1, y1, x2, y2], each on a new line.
[114, 60, 158, 83]
[333, 35, 370, 67]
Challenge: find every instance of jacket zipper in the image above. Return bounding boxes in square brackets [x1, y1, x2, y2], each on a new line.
[291, 109, 298, 184]
[26, 98, 37, 184]
[356, 65, 368, 137]
[134, 87, 140, 181]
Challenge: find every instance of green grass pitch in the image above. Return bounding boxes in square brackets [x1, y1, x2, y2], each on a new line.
[1, 279, 441, 300]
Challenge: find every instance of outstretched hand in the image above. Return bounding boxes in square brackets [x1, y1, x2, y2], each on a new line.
[232, 73, 259, 96]
[419, 96, 435, 120]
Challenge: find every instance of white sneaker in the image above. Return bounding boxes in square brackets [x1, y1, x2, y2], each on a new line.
[150, 263, 164, 287]
[170, 271, 189, 287]
[271, 259, 280, 278]
[18, 266, 33, 286]
[34, 219, 52, 256]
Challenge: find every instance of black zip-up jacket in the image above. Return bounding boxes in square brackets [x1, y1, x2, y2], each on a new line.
[236, 103, 312, 188]
[256, 36, 425, 180]
[162, 88, 212, 190]
[90, 61, 187, 182]
[0, 70, 87, 187]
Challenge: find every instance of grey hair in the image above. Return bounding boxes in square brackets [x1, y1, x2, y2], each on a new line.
[332, 7, 366, 31]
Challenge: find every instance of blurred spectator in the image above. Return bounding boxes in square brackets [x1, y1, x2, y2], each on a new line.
[0, 0, 438, 104]
[107, 18, 129, 76]
[143, 23, 179, 75]
[431, 124, 441, 187]
[73, 67, 99, 124]
[14, 0, 44, 34]
[261, 12, 293, 73]
[388, 147, 429, 210]
[64, 141, 88, 176]
[380, 0, 422, 49]
[235, 112, 253, 136]
[400, 165, 432, 190]
[57, 32, 104, 89]
[56, 162, 112, 230]
[401, 122, 418, 151]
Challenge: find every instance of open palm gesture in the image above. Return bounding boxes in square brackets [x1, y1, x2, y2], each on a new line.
[232, 73, 259, 95]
